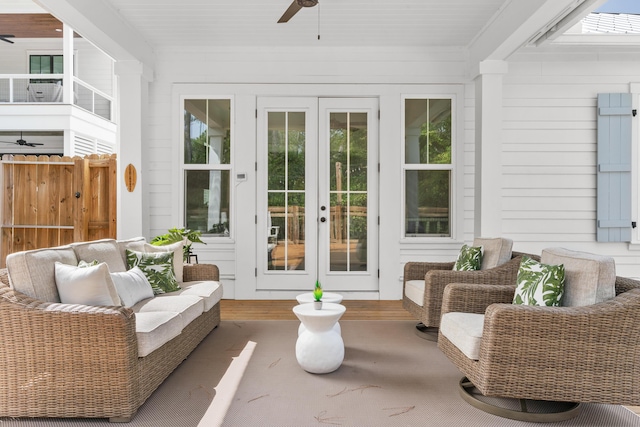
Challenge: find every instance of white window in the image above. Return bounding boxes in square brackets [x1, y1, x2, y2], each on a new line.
[403, 98, 452, 237]
[182, 98, 232, 236]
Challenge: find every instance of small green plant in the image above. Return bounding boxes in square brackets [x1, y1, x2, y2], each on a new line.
[150, 227, 205, 262]
[313, 280, 323, 302]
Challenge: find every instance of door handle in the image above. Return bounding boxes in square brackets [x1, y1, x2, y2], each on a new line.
[320, 217, 326, 223]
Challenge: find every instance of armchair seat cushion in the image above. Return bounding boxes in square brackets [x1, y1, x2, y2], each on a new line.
[440, 312, 485, 360]
[404, 280, 425, 306]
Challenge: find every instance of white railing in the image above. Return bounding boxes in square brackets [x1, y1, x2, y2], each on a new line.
[0, 74, 114, 121]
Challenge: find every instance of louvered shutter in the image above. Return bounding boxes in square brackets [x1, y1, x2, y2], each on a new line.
[597, 93, 632, 242]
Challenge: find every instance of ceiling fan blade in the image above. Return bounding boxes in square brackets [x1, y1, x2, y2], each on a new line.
[28, 143, 44, 146]
[0, 141, 17, 144]
[0, 35, 15, 44]
[278, 1, 303, 23]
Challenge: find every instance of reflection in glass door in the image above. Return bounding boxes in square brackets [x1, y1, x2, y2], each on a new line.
[327, 112, 368, 272]
[267, 111, 307, 271]
[257, 97, 377, 292]
[318, 98, 378, 291]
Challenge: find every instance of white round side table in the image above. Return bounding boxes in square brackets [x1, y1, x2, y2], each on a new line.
[296, 292, 343, 336]
[292, 302, 346, 374]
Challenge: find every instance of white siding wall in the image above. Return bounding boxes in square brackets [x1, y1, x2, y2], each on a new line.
[145, 46, 473, 298]
[503, 50, 640, 278]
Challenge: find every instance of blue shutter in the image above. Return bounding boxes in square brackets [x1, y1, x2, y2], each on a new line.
[597, 93, 632, 242]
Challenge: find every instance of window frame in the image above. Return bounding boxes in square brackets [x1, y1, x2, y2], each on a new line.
[180, 95, 234, 240]
[401, 94, 457, 240]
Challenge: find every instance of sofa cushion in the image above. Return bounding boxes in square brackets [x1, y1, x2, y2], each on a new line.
[125, 249, 180, 294]
[71, 239, 127, 273]
[161, 280, 223, 312]
[453, 244, 483, 271]
[541, 247, 616, 307]
[6, 245, 78, 302]
[116, 236, 146, 266]
[473, 237, 513, 270]
[404, 280, 425, 307]
[54, 262, 121, 306]
[132, 294, 204, 329]
[513, 256, 565, 307]
[440, 312, 485, 360]
[111, 267, 154, 308]
[125, 240, 184, 282]
[134, 311, 183, 357]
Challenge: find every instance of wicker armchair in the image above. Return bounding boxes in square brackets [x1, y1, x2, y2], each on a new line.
[437, 263, 640, 421]
[402, 244, 539, 338]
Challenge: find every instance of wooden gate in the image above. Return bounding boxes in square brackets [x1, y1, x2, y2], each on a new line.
[0, 153, 117, 267]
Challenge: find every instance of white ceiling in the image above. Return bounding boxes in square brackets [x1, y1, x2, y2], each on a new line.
[18, 0, 614, 69]
[103, 0, 508, 48]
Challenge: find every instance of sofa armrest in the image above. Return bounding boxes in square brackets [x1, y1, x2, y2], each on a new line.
[441, 282, 516, 315]
[183, 263, 219, 282]
[0, 283, 141, 416]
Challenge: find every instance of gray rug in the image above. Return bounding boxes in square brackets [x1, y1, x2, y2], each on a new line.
[1, 320, 639, 427]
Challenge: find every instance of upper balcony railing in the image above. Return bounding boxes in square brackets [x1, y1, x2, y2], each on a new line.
[0, 74, 114, 122]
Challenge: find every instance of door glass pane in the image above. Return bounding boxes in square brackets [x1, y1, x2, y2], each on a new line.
[267, 111, 306, 271]
[184, 170, 230, 236]
[184, 99, 230, 165]
[329, 112, 368, 272]
[405, 170, 450, 236]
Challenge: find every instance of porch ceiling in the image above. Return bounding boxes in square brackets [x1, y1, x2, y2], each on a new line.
[5, 0, 609, 69]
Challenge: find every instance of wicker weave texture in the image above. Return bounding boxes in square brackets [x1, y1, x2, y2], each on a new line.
[438, 276, 640, 406]
[0, 263, 221, 421]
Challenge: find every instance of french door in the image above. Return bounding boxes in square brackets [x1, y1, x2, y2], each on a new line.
[256, 97, 379, 292]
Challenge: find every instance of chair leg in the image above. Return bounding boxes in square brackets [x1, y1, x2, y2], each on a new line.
[415, 322, 438, 341]
[458, 377, 582, 423]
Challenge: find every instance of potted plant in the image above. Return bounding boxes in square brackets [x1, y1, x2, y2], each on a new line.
[313, 280, 323, 309]
[150, 227, 205, 263]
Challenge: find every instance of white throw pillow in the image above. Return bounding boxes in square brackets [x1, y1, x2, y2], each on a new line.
[54, 262, 121, 306]
[111, 266, 154, 308]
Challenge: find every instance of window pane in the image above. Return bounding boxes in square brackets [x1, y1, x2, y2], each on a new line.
[405, 99, 452, 164]
[52, 56, 63, 74]
[405, 170, 450, 236]
[287, 112, 306, 191]
[268, 112, 286, 191]
[184, 99, 230, 165]
[185, 170, 230, 236]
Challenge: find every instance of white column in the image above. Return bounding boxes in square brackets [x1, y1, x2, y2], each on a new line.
[62, 23, 74, 105]
[114, 60, 152, 239]
[474, 60, 507, 238]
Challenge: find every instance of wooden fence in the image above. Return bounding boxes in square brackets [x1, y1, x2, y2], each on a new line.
[0, 153, 117, 267]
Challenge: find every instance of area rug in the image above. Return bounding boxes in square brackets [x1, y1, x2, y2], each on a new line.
[1, 320, 639, 427]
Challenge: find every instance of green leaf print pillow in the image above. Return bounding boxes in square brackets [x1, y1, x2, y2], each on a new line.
[513, 256, 565, 306]
[452, 244, 483, 271]
[125, 249, 180, 295]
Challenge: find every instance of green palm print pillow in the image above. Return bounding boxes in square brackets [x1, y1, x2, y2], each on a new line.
[513, 256, 565, 306]
[453, 244, 483, 271]
[125, 249, 180, 295]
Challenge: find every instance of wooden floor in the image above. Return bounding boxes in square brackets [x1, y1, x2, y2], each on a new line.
[220, 299, 414, 321]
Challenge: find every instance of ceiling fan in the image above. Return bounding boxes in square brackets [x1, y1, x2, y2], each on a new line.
[278, 0, 318, 23]
[0, 132, 44, 148]
[0, 35, 15, 44]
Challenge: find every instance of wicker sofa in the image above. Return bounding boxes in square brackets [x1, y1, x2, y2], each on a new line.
[0, 238, 222, 422]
